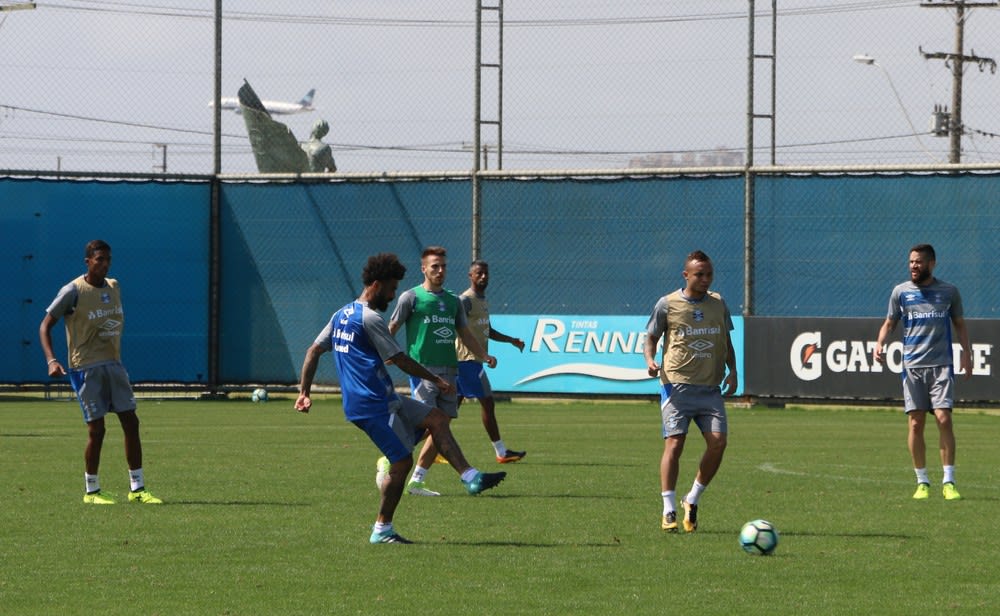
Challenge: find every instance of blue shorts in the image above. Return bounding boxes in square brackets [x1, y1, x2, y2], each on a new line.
[456, 360, 493, 399]
[69, 361, 136, 424]
[659, 383, 728, 437]
[352, 397, 433, 464]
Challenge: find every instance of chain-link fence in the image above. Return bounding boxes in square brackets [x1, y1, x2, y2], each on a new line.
[4, 2, 1000, 174]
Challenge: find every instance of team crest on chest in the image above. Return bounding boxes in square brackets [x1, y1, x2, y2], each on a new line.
[693, 309, 704, 322]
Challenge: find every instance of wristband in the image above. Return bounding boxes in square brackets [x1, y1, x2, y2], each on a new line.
[47, 359, 59, 365]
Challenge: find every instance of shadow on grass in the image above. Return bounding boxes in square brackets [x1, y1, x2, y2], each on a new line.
[685, 529, 913, 540]
[163, 500, 312, 507]
[431, 539, 624, 547]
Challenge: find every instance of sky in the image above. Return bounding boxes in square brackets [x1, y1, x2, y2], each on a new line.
[2, 1, 1000, 174]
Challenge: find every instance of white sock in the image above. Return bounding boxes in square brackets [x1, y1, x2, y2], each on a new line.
[686, 480, 706, 505]
[129, 468, 145, 492]
[915, 468, 930, 484]
[411, 466, 428, 483]
[942, 465, 956, 484]
[492, 440, 506, 457]
[460, 468, 479, 483]
[661, 490, 676, 515]
[85, 473, 100, 494]
[373, 521, 391, 534]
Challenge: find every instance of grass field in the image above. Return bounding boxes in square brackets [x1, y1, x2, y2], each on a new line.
[2, 396, 998, 615]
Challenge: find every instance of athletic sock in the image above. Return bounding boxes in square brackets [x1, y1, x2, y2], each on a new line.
[411, 466, 428, 483]
[460, 468, 479, 483]
[942, 465, 956, 484]
[129, 468, 145, 492]
[85, 473, 100, 494]
[686, 480, 706, 505]
[492, 439, 506, 457]
[915, 467, 930, 484]
[661, 490, 676, 515]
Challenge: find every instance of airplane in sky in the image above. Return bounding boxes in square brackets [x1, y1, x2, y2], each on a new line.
[210, 88, 316, 115]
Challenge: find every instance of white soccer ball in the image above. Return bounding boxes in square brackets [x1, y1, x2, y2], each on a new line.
[251, 388, 268, 403]
[739, 519, 779, 556]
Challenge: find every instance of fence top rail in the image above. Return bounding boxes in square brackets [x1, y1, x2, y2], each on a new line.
[5, 161, 1000, 182]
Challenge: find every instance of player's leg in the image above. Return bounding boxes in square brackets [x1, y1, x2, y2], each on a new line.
[85, 417, 106, 476]
[117, 410, 142, 471]
[418, 406, 506, 495]
[358, 411, 418, 544]
[659, 383, 689, 532]
[907, 411, 928, 470]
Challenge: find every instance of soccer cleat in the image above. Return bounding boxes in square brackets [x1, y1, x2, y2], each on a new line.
[406, 480, 441, 496]
[682, 500, 698, 532]
[463, 471, 507, 495]
[375, 456, 391, 490]
[127, 489, 163, 504]
[369, 529, 413, 544]
[83, 491, 115, 505]
[434, 453, 449, 464]
[661, 511, 678, 532]
[913, 482, 930, 500]
[496, 449, 526, 464]
[942, 482, 962, 501]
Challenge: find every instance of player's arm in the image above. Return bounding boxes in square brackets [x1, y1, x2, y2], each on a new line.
[386, 352, 453, 395]
[295, 343, 328, 413]
[38, 312, 67, 378]
[952, 315, 973, 380]
[458, 325, 496, 368]
[722, 331, 738, 396]
[488, 327, 525, 352]
[873, 317, 897, 365]
[644, 333, 662, 378]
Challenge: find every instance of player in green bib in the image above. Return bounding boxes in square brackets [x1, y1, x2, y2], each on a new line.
[388, 246, 496, 496]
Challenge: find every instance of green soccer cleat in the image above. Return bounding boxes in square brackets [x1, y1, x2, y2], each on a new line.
[83, 491, 115, 505]
[942, 482, 962, 501]
[682, 500, 698, 532]
[406, 480, 441, 496]
[913, 482, 930, 500]
[661, 511, 678, 532]
[369, 528, 413, 544]
[127, 489, 163, 504]
[376, 456, 391, 490]
[463, 471, 506, 495]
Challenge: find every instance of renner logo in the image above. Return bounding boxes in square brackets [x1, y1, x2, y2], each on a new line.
[790, 331, 993, 381]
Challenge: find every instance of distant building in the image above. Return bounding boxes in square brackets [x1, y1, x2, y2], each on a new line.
[628, 148, 743, 168]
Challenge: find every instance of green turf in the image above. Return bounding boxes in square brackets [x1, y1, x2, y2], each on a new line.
[2, 397, 998, 615]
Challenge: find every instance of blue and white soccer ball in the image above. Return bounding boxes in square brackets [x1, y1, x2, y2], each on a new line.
[739, 519, 779, 556]
[251, 388, 268, 403]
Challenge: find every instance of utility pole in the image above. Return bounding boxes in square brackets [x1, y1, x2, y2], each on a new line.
[920, 1, 998, 163]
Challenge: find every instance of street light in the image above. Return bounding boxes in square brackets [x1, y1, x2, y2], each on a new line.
[853, 54, 938, 161]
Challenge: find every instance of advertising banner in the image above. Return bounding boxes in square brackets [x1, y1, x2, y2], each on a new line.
[488, 315, 744, 396]
[744, 317, 998, 402]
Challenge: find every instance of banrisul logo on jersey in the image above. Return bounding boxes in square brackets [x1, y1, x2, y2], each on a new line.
[489, 315, 744, 395]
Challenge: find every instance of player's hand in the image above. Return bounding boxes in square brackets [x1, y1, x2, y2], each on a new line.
[722, 372, 739, 397]
[47, 360, 66, 378]
[294, 394, 312, 413]
[960, 355, 973, 381]
[484, 355, 497, 369]
[436, 377, 454, 395]
[513, 338, 525, 352]
[646, 361, 660, 378]
[873, 345, 885, 365]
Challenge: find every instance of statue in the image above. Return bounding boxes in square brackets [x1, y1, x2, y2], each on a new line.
[237, 80, 336, 173]
[302, 119, 337, 172]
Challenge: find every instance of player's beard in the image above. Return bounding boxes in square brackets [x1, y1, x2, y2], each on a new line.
[912, 269, 931, 284]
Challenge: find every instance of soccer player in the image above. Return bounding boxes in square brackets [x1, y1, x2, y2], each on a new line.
[644, 250, 737, 533]
[874, 243, 972, 501]
[387, 246, 496, 496]
[38, 239, 162, 505]
[294, 253, 505, 544]
[455, 260, 527, 463]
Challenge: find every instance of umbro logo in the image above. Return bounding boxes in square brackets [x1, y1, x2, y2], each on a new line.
[687, 339, 714, 352]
